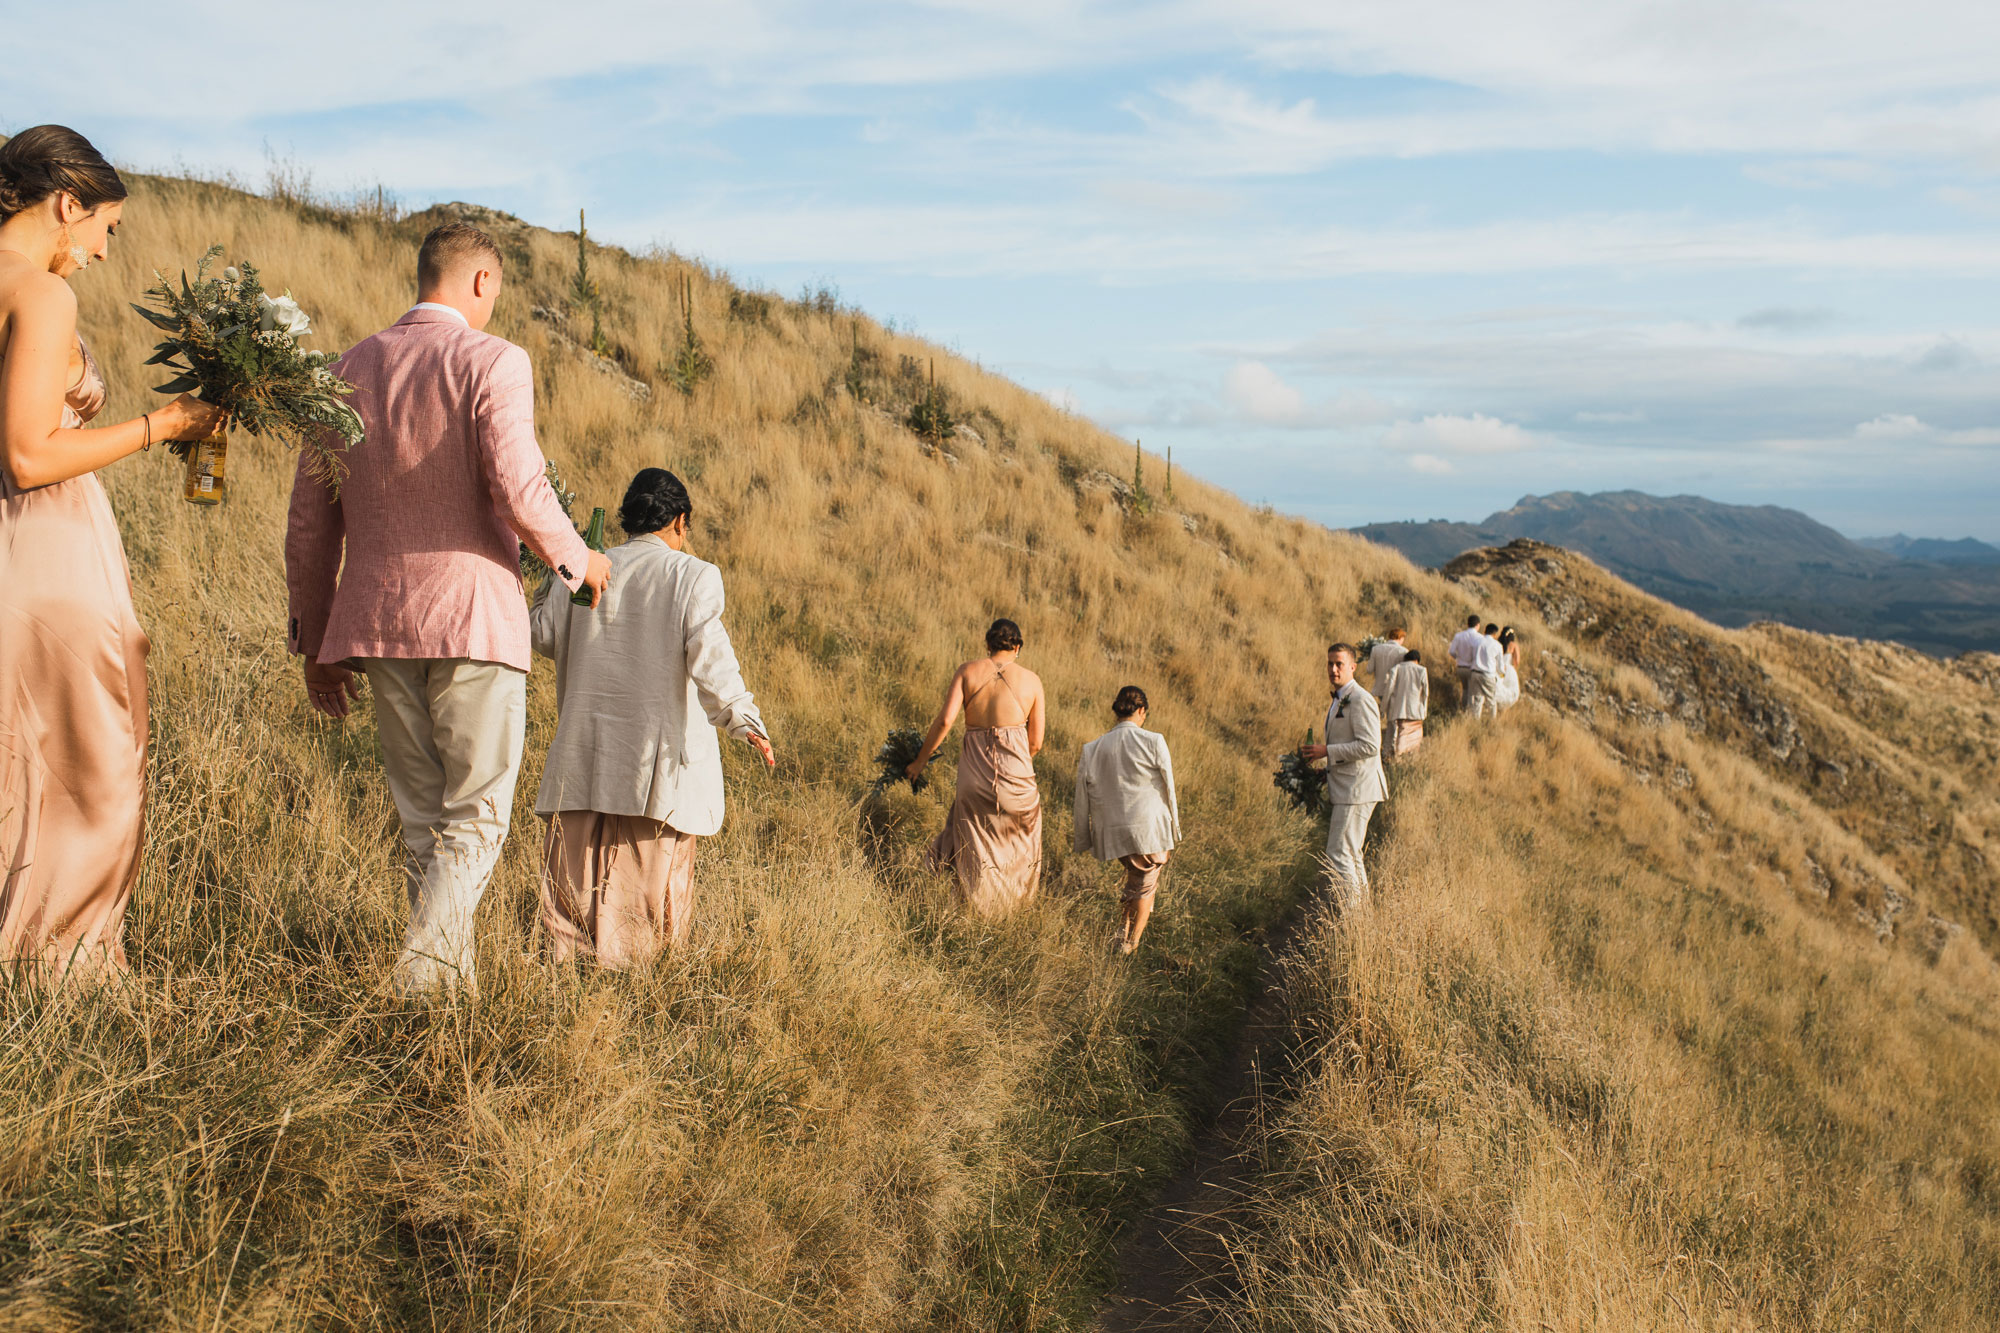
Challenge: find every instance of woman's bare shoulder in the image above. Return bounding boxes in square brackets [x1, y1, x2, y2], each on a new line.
[0, 262, 75, 315]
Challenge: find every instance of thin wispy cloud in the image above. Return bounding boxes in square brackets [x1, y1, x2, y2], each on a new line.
[6, 0, 2000, 537]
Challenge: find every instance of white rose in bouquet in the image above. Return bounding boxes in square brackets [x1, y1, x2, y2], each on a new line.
[257, 292, 312, 338]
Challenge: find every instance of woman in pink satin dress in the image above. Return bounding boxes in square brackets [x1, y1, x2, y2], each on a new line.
[0, 126, 223, 981]
[906, 618, 1047, 916]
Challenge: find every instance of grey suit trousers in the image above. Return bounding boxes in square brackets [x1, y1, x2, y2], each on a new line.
[1326, 801, 1378, 910]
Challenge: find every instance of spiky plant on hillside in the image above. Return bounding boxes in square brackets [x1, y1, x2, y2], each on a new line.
[665, 272, 714, 396]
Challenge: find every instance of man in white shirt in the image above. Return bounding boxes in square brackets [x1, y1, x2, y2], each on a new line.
[1448, 614, 1484, 713]
[1467, 623, 1506, 720]
[1385, 649, 1429, 757]
[1298, 643, 1388, 910]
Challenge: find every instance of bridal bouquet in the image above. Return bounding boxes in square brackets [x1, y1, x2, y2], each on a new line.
[1272, 727, 1329, 816]
[133, 246, 363, 502]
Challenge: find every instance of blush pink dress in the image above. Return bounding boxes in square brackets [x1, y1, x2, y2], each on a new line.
[0, 339, 148, 980]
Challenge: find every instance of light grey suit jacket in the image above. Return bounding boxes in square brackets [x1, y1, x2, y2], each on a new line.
[1385, 660, 1429, 721]
[1323, 683, 1389, 806]
[1072, 721, 1180, 860]
[530, 535, 764, 834]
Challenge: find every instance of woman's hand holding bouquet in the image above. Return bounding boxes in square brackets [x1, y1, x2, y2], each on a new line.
[133, 246, 363, 504]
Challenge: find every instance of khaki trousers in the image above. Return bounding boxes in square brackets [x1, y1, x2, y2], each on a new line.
[1326, 801, 1378, 911]
[1455, 665, 1476, 711]
[363, 658, 526, 994]
[1467, 669, 1500, 720]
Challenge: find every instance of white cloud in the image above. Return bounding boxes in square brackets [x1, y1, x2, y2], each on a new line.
[1575, 409, 1646, 423]
[1383, 413, 1535, 455]
[1408, 453, 1456, 475]
[1737, 306, 1838, 332]
[1850, 414, 2000, 447]
[1224, 360, 1305, 423]
[1855, 413, 1929, 439]
[1046, 387, 1082, 414]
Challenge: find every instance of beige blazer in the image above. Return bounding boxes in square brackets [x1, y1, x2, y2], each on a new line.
[1072, 721, 1180, 860]
[1322, 683, 1388, 806]
[1368, 641, 1408, 699]
[530, 536, 764, 834]
[1385, 660, 1429, 721]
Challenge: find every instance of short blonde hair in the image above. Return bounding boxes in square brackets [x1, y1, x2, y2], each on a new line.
[417, 221, 501, 290]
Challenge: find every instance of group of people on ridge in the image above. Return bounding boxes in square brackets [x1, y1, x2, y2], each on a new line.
[1298, 618, 1522, 907]
[0, 124, 1520, 988]
[0, 125, 1191, 985]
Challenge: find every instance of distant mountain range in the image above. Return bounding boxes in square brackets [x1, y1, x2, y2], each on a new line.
[1350, 491, 2000, 656]
[1855, 533, 2000, 565]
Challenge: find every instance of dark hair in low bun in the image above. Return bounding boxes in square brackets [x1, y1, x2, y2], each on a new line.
[0, 126, 126, 222]
[985, 618, 1023, 653]
[619, 467, 692, 535]
[1112, 685, 1148, 718]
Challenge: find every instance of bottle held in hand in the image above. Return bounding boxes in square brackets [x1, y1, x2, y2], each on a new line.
[571, 507, 607, 607]
[182, 417, 228, 506]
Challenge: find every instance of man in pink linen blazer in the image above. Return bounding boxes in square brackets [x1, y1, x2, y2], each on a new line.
[285, 220, 610, 995]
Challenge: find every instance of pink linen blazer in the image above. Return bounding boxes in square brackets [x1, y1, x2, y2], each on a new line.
[284, 309, 590, 673]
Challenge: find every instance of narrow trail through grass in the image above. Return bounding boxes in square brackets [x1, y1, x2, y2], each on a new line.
[1094, 879, 1325, 1332]
[1093, 726, 1429, 1331]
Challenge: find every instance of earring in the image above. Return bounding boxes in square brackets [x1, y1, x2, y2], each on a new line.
[55, 198, 90, 273]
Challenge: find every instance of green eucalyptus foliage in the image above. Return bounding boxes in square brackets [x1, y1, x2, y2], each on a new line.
[133, 245, 363, 490]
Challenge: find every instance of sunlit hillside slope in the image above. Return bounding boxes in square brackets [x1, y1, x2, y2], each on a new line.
[1139, 540, 2000, 1331]
[1, 169, 1995, 1332]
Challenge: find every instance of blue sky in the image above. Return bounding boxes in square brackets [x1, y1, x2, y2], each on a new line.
[11, 1, 2000, 539]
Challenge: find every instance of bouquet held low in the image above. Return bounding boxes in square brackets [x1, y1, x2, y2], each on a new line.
[133, 246, 363, 504]
[1272, 726, 1329, 817]
[872, 728, 930, 794]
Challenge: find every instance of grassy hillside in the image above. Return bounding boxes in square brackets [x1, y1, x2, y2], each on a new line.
[1, 171, 1995, 1331]
[1141, 541, 2000, 1330]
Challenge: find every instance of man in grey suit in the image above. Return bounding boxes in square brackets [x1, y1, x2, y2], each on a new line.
[1298, 643, 1390, 909]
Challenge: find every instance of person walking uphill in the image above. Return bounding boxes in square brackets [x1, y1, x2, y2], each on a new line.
[531, 468, 772, 969]
[908, 619, 1046, 916]
[1449, 614, 1483, 712]
[285, 221, 611, 996]
[1074, 686, 1180, 956]
[1298, 643, 1388, 910]
[1385, 648, 1429, 757]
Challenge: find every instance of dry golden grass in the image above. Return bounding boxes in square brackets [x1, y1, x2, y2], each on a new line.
[1190, 698, 2000, 1330]
[4, 167, 1995, 1330]
[3, 171, 1451, 1330]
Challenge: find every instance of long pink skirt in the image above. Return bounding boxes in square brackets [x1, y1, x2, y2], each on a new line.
[926, 725, 1042, 916]
[0, 468, 148, 982]
[541, 810, 698, 969]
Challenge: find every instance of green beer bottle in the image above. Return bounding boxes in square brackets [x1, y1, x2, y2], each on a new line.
[570, 507, 607, 607]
